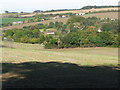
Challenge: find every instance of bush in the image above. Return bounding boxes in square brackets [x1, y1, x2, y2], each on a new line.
[20, 37, 30, 43]
[30, 38, 39, 44]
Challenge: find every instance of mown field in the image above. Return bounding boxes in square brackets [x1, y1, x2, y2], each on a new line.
[1, 18, 33, 24]
[2, 41, 118, 66]
[1, 41, 119, 88]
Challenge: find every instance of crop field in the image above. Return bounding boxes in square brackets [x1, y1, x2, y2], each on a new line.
[1, 41, 119, 88]
[84, 12, 118, 19]
[42, 8, 118, 14]
[1, 18, 33, 24]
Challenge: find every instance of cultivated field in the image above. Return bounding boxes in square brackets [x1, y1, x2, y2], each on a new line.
[2, 41, 118, 66]
[20, 7, 118, 17]
[1, 18, 33, 24]
[42, 8, 118, 15]
[84, 12, 118, 19]
[0, 7, 118, 18]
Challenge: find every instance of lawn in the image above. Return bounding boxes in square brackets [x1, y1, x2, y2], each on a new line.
[1, 41, 119, 88]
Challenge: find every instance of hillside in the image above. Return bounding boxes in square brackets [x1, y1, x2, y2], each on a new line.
[1, 12, 118, 30]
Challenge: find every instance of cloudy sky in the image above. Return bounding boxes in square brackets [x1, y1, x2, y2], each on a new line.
[0, 0, 119, 13]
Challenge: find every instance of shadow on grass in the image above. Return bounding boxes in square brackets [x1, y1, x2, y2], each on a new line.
[2, 62, 119, 88]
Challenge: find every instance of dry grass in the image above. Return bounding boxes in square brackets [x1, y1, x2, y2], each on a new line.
[19, 8, 118, 16]
[2, 41, 118, 66]
[42, 8, 118, 15]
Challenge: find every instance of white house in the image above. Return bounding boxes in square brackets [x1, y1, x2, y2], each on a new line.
[12, 21, 23, 25]
[111, 19, 115, 21]
[62, 15, 67, 18]
[76, 13, 85, 16]
[44, 31, 55, 35]
[98, 29, 102, 32]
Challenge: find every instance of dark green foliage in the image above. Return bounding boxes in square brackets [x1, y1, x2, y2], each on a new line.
[44, 39, 58, 49]
[101, 21, 118, 34]
[61, 32, 80, 48]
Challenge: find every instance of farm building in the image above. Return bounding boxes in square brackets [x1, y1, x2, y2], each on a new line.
[98, 29, 102, 32]
[12, 21, 23, 25]
[44, 31, 56, 35]
[76, 13, 85, 16]
[62, 15, 67, 18]
[88, 26, 95, 29]
[43, 29, 57, 35]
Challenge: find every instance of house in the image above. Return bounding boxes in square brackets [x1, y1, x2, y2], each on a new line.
[43, 29, 57, 35]
[111, 19, 115, 21]
[76, 13, 85, 16]
[88, 26, 95, 29]
[12, 21, 23, 25]
[62, 15, 67, 18]
[98, 29, 102, 32]
[44, 31, 56, 35]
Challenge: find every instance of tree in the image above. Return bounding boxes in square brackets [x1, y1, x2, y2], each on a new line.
[5, 11, 9, 13]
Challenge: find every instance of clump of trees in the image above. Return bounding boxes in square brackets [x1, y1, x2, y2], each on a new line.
[3, 16, 119, 49]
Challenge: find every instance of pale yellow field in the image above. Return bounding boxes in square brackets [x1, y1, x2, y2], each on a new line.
[2, 41, 118, 66]
[42, 8, 118, 15]
[1, 7, 118, 18]
[84, 12, 118, 19]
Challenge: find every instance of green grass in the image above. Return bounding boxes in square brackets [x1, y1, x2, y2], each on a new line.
[2, 41, 118, 66]
[1, 18, 33, 24]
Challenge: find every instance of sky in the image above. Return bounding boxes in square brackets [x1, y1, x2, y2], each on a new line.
[0, 0, 119, 13]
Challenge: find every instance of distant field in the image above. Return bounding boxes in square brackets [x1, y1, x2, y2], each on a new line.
[2, 41, 118, 66]
[1, 18, 33, 24]
[42, 8, 118, 15]
[22, 7, 118, 16]
[84, 12, 118, 19]
[0, 7, 118, 18]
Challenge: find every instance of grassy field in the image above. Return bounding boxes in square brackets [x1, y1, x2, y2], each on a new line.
[1, 41, 119, 88]
[2, 41, 118, 66]
[1, 18, 33, 24]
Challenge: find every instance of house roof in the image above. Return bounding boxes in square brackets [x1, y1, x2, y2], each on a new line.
[89, 26, 95, 28]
